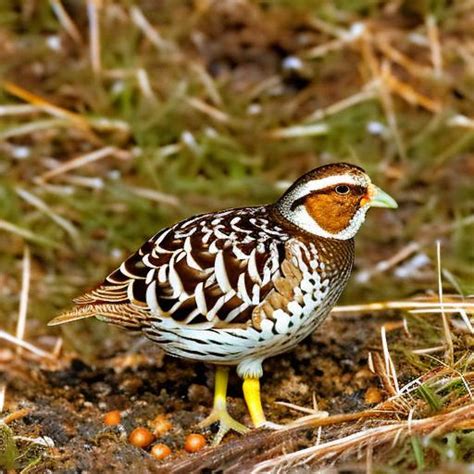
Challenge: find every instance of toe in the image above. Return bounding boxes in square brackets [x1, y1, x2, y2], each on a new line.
[197, 409, 249, 445]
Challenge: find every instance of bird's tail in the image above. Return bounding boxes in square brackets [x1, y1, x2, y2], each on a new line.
[48, 303, 148, 329]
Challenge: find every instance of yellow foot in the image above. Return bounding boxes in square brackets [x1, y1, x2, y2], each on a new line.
[198, 407, 249, 445]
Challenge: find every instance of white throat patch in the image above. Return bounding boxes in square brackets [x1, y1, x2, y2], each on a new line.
[276, 173, 371, 240]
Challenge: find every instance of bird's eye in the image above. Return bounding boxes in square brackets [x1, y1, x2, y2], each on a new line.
[335, 185, 350, 195]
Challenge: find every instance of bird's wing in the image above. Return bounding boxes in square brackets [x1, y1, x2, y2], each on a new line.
[49, 208, 300, 330]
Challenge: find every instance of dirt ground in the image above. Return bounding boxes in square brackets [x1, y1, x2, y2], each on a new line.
[2, 314, 390, 472]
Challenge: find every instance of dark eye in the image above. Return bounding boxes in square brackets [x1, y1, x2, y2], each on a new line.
[335, 185, 350, 195]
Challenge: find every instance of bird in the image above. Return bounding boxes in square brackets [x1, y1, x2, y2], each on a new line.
[49, 162, 398, 443]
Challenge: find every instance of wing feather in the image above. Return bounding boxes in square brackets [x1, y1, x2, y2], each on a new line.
[51, 207, 292, 331]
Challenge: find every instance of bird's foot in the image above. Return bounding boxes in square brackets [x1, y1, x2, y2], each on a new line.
[198, 407, 249, 445]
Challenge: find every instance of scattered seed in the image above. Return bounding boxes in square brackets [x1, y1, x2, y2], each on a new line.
[151, 443, 172, 460]
[103, 410, 121, 426]
[184, 433, 206, 453]
[129, 427, 155, 448]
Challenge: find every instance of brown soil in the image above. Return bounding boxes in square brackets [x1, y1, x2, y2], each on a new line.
[2, 315, 387, 473]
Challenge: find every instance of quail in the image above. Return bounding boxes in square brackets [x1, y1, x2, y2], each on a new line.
[49, 162, 398, 443]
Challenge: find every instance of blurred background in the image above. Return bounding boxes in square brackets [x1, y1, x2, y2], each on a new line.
[1, 0, 472, 343]
[0, 1, 473, 470]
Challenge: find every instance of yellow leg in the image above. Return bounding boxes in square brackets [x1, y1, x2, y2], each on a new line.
[242, 376, 266, 427]
[198, 367, 249, 444]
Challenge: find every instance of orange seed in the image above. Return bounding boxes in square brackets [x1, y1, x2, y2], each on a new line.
[184, 433, 206, 453]
[103, 410, 121, 426]
[129, 427, 155, 449]
[151, 443, 172, 460]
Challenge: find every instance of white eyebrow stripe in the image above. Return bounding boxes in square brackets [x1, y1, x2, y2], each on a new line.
[300, 174, 365, 194]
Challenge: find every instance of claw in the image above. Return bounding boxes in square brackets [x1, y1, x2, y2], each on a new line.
[198, 408, 249, 445]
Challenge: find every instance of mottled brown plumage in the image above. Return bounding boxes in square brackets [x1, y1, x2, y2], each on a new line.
[49, 163, 397, 441]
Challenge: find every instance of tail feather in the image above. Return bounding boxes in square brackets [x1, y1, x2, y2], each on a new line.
[48, 303, 149, 329]
[48, 306, 97, 326]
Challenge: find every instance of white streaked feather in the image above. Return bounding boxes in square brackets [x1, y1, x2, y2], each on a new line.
[207, 294, 227, 319]
[226, 302, 249, 322]
[214, 227, 230, 239]
[208, 238, 219, 253]
[183, 308, 202, 324]
[247, 248, 261, 284]
[195, 282, 208, 316]
[146, 281, 159, 313]
[168, 257, 184, 297]
[119, 261, 139, 279]
[142, 253, 158, 268]
[145, 268, 155, 284]
[215, 251, 232, 293]
[252, 283, 260, 305]
[158, 265, 167, 283]
[232, 245, 249, 260]
[184, 237, 203, 271]
[237, 272, 252, 305]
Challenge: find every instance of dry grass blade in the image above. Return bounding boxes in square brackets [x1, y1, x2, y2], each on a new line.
[15, 246, 31, 356]
[0, 384, 5, 413]
[252, 404, 474, 472]
[0, 330, 54, 360]
[304, 86, 377, 122]
[2, 81, 90, 131]
[332, 299, 474, 314]
[0, 118, 69, 140]
[267, 123, 328, 139]
[130, 5, 171, 52]
[437, 241, 454, 365]
[136, 68, 157, 102]
[376, 37, 433, 79]
[384, 69, 442, 113]
[0, 219, 57, 247]
[37, 146, 123, 182]
[187, 97, 232, 124]
[87, 0, 102, 75]
[381, 326, 400, 395]
[359, 32, 406, 159]
[0, 104, 40, 116]
[16, 188, 79, 242]
[49, 0, 82, 44]
[426, 14, 443, 77]
[191, 63, 223, 106]
[448, 114, 474, 129]
[1, 409, 31, 425]
[125, 185, 180, 207]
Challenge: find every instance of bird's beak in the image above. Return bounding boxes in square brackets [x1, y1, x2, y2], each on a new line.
[367, 184, 398, 209]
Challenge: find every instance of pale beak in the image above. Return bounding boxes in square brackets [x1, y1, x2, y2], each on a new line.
[368, 184, 398, 209]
